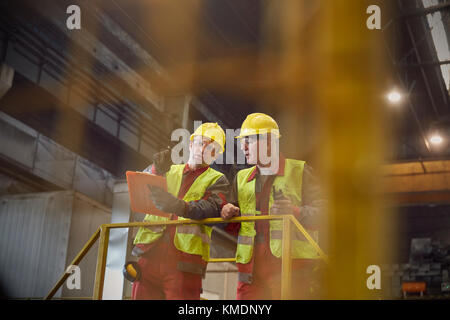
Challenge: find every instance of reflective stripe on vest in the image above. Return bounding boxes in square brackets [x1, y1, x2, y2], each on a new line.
[133, 164, 223, 261]
[235, 159, 320, 264]
[177, 225, 212, 244]
[145, 225, 165, 233]
[238, 235, 253, 245]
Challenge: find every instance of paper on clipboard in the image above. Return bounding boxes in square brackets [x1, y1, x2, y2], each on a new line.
[126, 171, 170, 218]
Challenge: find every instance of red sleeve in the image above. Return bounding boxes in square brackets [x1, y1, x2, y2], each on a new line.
[217, 192, 227, 210]
[293, 206, 302, 220]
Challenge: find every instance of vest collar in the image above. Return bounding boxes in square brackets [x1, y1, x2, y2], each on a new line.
[184, 163, 209, 175]
[247, 154, 286, 182]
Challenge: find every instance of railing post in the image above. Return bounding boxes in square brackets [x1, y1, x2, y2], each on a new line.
[44, 228, 101, 300]
[93, 225, 110, 300]
[288, 215, 329, 263]
[281, 216, 292, 299]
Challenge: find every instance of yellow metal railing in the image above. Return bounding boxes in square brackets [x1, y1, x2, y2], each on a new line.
[44, 215, 328, 300]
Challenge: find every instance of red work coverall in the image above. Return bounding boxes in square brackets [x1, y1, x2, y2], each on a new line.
[132, 164, 228, 300]
[226, 156, 324, 299]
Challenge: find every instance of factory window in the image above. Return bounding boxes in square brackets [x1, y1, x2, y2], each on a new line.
[422, 0, 450, 90]
[119, 124, 139, 151]
[95, 105, 119, 137]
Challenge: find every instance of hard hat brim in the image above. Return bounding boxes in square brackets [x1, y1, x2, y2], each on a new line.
[190, 134, 225, 153]
[235, 129, 281, 139]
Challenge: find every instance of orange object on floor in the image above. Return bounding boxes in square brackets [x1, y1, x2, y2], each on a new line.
[402, 282, 426, 293]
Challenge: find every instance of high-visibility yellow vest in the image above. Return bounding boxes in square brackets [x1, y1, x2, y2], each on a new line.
[133, 164, 224, 261]
[235, 159, 320, 264]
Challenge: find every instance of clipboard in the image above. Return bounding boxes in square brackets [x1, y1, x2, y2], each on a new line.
[126, 171, 171, 218]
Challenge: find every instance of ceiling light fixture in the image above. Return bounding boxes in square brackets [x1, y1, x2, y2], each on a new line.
[387, 90, 402, 103]
[430, 134, 443, 145]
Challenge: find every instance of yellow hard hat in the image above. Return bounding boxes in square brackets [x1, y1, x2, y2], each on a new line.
[190, 122, 226, 153]
[235, 113, 281, 139]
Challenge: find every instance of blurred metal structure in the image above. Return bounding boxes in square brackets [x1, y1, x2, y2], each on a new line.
[0, 111, 115, 207]
[268, 0, 390, 299]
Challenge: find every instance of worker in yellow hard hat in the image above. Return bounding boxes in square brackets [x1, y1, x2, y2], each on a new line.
[188, 122, 226, 166]
[130, 122, 230, 300]
[221, 113, 325, 299]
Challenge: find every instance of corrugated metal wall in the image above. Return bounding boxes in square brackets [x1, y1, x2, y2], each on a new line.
[0, 191, 73, 298]
[0, 191, 111, 299]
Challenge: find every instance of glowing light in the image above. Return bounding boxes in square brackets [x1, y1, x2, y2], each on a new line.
[387, 91, 402, 103]
[430, 134, 443, 145]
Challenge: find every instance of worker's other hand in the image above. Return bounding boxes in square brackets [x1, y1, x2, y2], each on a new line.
[148, 185, 186, 216]
[270, 199, 295, 215]
[221, 203, 240, 220]
[153, 149, 172, 175]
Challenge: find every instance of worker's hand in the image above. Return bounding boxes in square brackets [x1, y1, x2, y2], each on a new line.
[153, 149, 172, 175]
[270, 199, 295, 215]
[221, 203, 240, 220]
[148, 185, 186, 216]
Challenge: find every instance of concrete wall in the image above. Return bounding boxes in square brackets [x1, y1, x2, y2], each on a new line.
[203, 262, 238, 300]
[62, 193, 111, 298]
